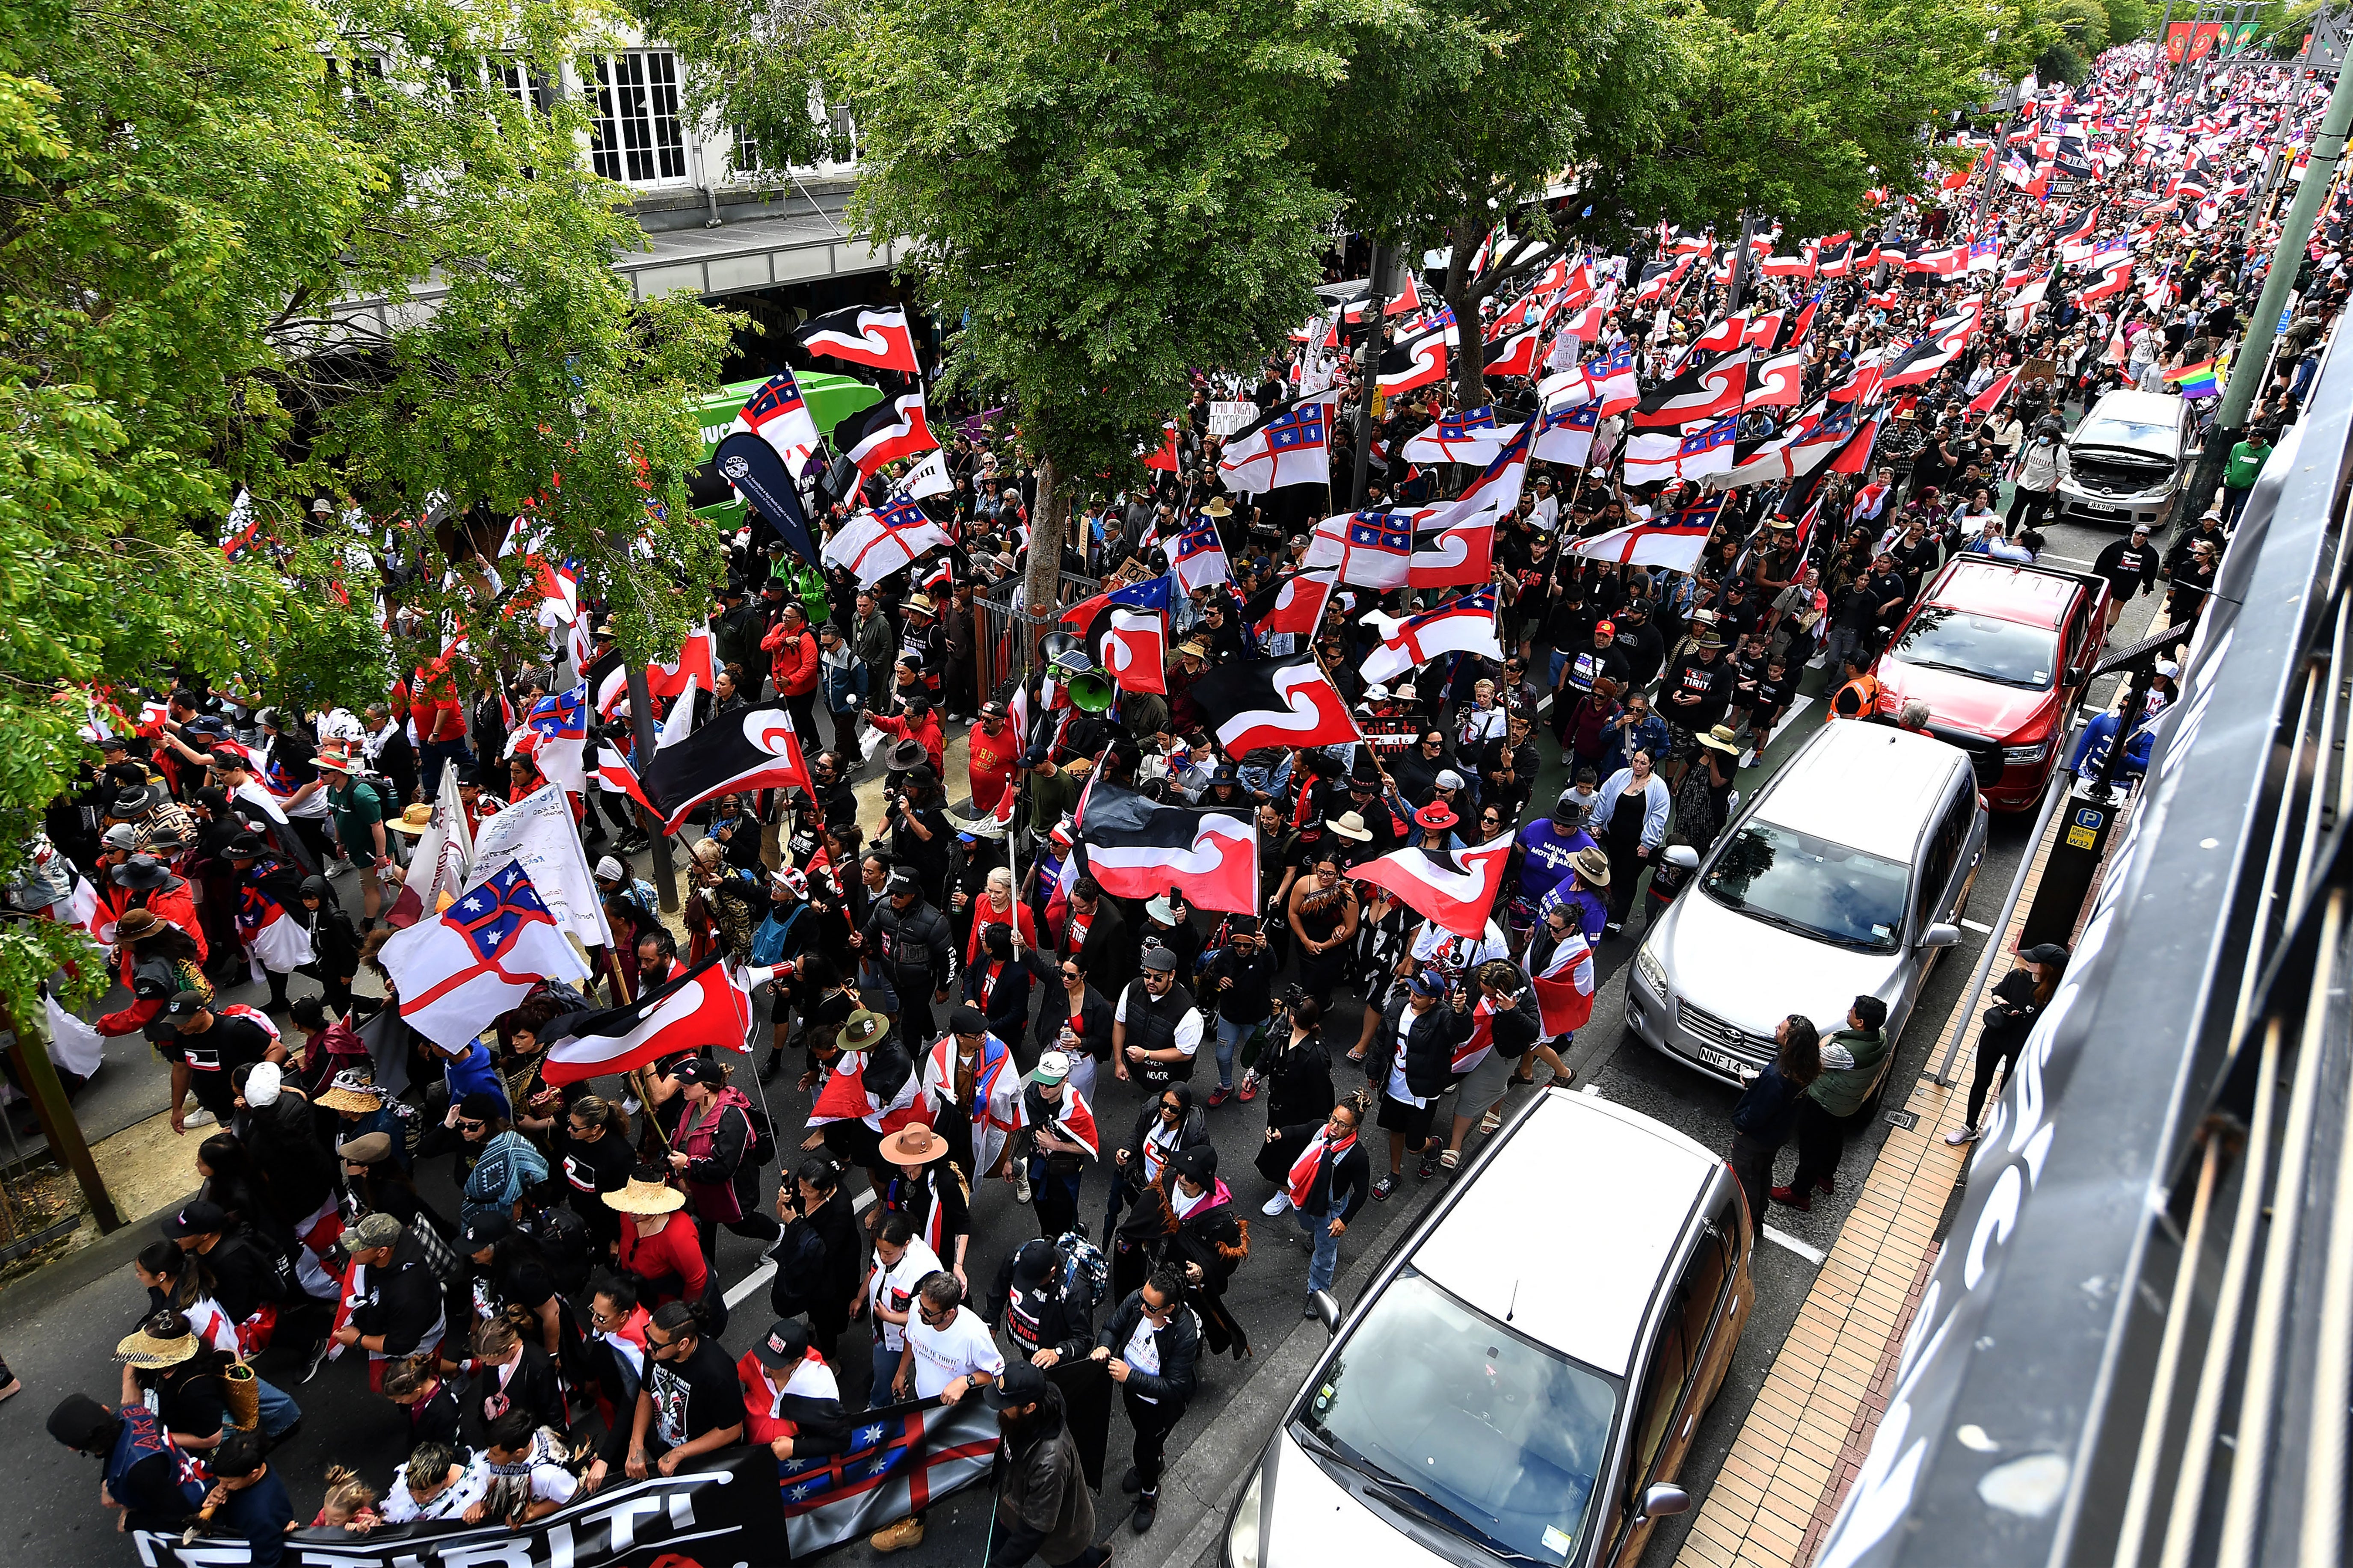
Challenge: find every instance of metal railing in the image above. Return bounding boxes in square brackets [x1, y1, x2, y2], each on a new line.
[975, 570, 1100, 704]
[1815, 314, 2353, 1566]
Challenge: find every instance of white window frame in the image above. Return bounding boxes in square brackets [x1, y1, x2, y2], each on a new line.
[588, 49, 688, 186]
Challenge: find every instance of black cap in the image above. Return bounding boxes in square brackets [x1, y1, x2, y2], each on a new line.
[949, 1006, 989, 1038]
[753, 1318, 813, 1369]
[462, 1213, 513, 1250]
[1173, 1145, 1218, 1186]
[458, 1090, 505, 1123]
[989, 1360, 1051, 1410]
[676, 1057, 727, 1089]
[2018, 942, 2070, 967]
[1010, 1237, 1058, 1284]
[158, 1199, 228, 1240]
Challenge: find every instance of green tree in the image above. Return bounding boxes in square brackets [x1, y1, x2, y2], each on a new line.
[1307, 0, 1686, 401]
[1585, 0, 2036, 251]
[0, 0, 730, 1017]
[2100, 0, 2149, 44]
[2047, 0, 2111, 56]
[836, 0, 1351, 629]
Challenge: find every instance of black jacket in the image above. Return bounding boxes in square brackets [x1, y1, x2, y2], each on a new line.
[351, 1229, 443, 1356]
[1060, 899, 1132, 981]
[299, 873, 359, 976]
[1367, 995, 1474, 1102]
[461, 1342, 567, 1445]
[1095, 1287, 1199, 1408]
[987, 1253, 1094, 1361]
[865, 896, 955, 994]
[1980, 967, 2048, 1057]
[1119, 1101, 1209, 1186]
[1486, 985, 1543, 1060]
[1024, 956, 1114, 1063]
[1268, 1121, 1370, 1222]
[1257, 1026, 1335, 1130]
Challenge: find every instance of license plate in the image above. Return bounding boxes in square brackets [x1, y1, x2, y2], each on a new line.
[1695, 1045, 1748, 1075]
[2080, 501, 2125, 515]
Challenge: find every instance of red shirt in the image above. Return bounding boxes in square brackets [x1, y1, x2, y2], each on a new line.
[966, 722, 1020, 811]
[616, 1211, 707, 1308]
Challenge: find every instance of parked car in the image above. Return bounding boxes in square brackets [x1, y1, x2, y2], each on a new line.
[1624, 722, 1985, 1089]
[1870, 556, 2108, 810]
[2055, 388, 2196, 531]
[1224, 1089, 1753, 1568]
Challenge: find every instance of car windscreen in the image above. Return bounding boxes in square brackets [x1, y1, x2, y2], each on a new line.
[1887, 605, 2059, 690]
[1702, 820, 1910, 952]
[2074, 415, 2176, 453]
[1296, 1269, 1620, 1565]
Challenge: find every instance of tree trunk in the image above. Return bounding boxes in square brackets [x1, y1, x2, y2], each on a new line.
[1020, 454, 1068, 671]
[1446, 213, 1490, 405]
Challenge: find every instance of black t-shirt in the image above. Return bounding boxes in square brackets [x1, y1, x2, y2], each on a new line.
[1663, 655, 1733, 728]
[151, 1364, 227, 1439]
[556, 1126, 634, 1216]
[200, 1232, 285, 1323]
[159, 1014, 273, 1078]
[1203, 944, 1278, 1025]
[643, 1337, 742, 1452]
[1560, 643, 1630, 699]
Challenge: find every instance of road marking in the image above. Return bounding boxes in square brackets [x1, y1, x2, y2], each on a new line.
[725, 1186, 875, 1308]
[1762, 1225, 1828, 1265]
[1960, 917, 1996, 933]
[2039, 553, 2098, 568]
[1580, 1082, 1603, 1097]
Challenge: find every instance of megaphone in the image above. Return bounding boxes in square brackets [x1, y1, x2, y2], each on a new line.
[1067, 672, 1115, 714]
[1040, 632, 1093, 681]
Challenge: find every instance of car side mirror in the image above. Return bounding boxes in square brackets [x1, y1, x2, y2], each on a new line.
[1922, 922, 1962, 949]
[1663, 845, 1701, 870]
[1310, 1290, 1342, 1336]
[1638, 1484, 1692, 1524]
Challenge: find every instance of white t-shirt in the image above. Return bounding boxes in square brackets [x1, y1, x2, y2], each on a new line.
[1410, 920, 1508, 981]
[906, 1306, 1005, 1399]
[1114, 989, 1204, 1058]
[1387, 1015, 1425, 1108]
[382, 1453, 492, 1523]
[490, 1429, 579, 1508]
[1124, 1318, 1165, 1404]
[868, 1238, 944, 1353]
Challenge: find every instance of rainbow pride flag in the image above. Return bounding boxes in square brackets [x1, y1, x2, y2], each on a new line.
[2166, 356, 2223, 399]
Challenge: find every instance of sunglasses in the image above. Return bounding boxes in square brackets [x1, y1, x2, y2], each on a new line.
[1060, 967, 1081, 981]
[1159, 1101, 1182, 1115]
[456, 1120, 484, 1133]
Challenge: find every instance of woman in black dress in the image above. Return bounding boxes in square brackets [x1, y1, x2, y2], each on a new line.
[1286, 855, 1360, 1010]
[1253, 992, 1336, 1210]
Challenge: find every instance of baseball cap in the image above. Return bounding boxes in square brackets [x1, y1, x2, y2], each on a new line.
[1409, 970, 1449, 998]
[989, 1360, 1052, 1409]
[345, 1212, 403, 1253]
[157, 1200, 228, 1240]
[1028, 1049, 1074, 1085]
[1594, 619, 1618, 638]
[1009, 1238, 1058, 1284]
[1140, 947, 1177, 973]
[754, 1318, 814, 1369]
[676, 1057, 727, 1089]
[462, 1213, 514, 1251]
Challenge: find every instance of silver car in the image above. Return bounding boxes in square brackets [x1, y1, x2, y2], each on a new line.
[1225, 1089, 1753, 1568]
[1624, 722, 1985, 1089]
[2056, 388, 2195, 531]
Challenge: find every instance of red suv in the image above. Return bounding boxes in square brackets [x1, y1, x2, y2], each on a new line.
[1870, 557, 2110, 810]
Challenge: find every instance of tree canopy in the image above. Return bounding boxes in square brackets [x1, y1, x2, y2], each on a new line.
[1, 0, 731, 1011]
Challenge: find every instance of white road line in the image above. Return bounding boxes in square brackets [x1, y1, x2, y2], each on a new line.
[1960, 917, 1996, 934]
[2039, 553, 2098, 568]
[724, 1186, 875, 1308]
[1762, 1225, 1828, 1265]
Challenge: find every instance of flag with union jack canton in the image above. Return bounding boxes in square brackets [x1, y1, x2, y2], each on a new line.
[379, 861, 590, 1049]
[1303, 509, 1415, 589]
[776, 1401, 1001, 1557]
[1172, 514, 1233, 593]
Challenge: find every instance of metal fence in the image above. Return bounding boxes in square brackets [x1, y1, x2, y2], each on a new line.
[975, 570, 1100, 704]
[1815, 311, 2353, 1566]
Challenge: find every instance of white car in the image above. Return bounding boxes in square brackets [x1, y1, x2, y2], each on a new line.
[1225, 1090, 1753, 1568]
[2056, 388, 2195, 531]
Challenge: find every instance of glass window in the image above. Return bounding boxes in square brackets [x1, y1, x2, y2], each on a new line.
[1676, 1222, 1733, 1363]
[1888, 606, 2060, 690]
[1703, 821, 1910, 952]
[1629, 1315, 1690, 1478]
[490, 58, 547, 114]
[590, 50, 687, 185]
[1297, 1270, 1620, 1565]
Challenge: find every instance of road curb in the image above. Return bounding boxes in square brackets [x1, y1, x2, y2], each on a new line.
[1122, 1172, 1454, 1568]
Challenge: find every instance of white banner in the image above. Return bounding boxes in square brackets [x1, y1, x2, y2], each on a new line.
[465, 784, 616, 950]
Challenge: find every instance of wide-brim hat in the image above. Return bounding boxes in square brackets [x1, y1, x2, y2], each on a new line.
[886, 738, 928, 772]
[1572, 846, 1611, 885]
[116, 1316, 199, 1369]
[1689, 631, 1726, 651]
[602, 1175, 685, 1216]
[318, 1070, 385, 1114]
[386, 803, 435, 837]
[113, 907, 167, 944]
[1698, 724, 1742, 755]
[1414, 802, 1458, 831]
[1176, 640, 1210, 660]
[113, 855, 175, 893]
[221, 832, 270, 859]
[880, 1125, 951, 1165]
[1327, 811, 1373, 843]
[837, 1009, 889, 1051]
[1200, 497, 1234, 518]
[1144, 894, 1181, 924]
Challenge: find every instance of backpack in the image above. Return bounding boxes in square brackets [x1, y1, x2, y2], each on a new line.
[1053, 1230, 1110, 1321]
[742, 1102, 777, 1167]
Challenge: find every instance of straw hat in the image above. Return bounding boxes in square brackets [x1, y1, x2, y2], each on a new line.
[1698, 724, 1742, 755]
[318, 1069, 385, 1115]
[880, 1125, 952, 1166]
[386, 803, 435, 837]
[1327, 811, 1374, 843]
[602, 1173, 685, 1216]
[116, 1311, 199, 1369]
[1200, 497, 1234, 518]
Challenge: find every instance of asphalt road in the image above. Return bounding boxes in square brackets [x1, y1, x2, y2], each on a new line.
[0, 497, 2170, 1568]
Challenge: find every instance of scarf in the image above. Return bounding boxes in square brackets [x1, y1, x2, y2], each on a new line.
[1288, 1126, 1357, 1210]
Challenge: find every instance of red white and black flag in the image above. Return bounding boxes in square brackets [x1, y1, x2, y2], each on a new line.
[1242, 568, 1336, 639]
[1074, 781, 1259, 914]
[1185, 654, 1361, 756]
[835, 390, 939, 480]
[630, 703, 813, 833]
[1629, 348, 1750, 430]
[540, 951, 754, 1084]
[796, 304, 923, 373]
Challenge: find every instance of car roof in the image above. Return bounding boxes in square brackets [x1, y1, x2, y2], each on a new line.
[2081, 389, 2186, 429]
[1925, 558, 2077, 629]
[1750, 722, 1967, 858]
[1411, 1092, 1718, 1377]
